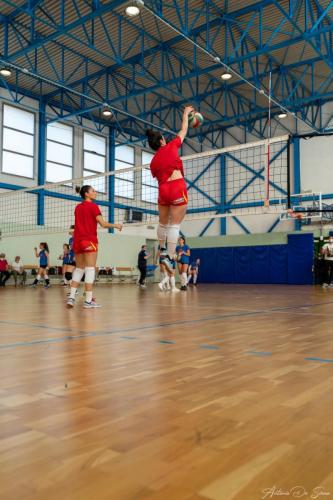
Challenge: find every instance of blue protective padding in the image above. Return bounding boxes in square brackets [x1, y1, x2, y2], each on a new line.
[269, 244, 288, 284]
[287, 233, 313, 284]
[216, 247, 234, 283]
[234, 246, 252, 283]
[250, 245, 270, 284]
[190, 234, 313, 284]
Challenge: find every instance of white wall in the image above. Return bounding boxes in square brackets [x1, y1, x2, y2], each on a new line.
[0, 231, 147, 268]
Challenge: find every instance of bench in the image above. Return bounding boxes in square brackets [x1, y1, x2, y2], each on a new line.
[113, 267, 138, 283]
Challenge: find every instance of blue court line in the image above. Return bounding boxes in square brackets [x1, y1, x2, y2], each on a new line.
[247, 351, 272, 356]
[1, 299, 333, 351]
[200, 344, 220, 350]
[304, 357, 333, 363]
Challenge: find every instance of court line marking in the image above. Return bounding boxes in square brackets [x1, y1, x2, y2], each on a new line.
[200, 344, 220, 350]
[247, 351, 272, 356]
[304, 357, 333, 363]
[1, 300, 333, 350]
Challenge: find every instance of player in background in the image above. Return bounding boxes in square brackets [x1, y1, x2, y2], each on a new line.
[188, 258, 200, 286]
[176, 237, 190, 291]
[32, 242, 50, 288]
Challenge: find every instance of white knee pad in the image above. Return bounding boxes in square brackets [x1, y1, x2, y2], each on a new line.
[157, 223, 168, 243]
[72, 267, 85, 283]
[84, 267, 95, 284]
[167, 224, 180, 243]
[181, 272, 187, 286]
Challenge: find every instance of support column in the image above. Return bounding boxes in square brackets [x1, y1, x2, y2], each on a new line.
[220, 154, 226, 235]
[108, 127, 116, 233]
[37, 101, 46, 226]
[293, 136, 301, 230]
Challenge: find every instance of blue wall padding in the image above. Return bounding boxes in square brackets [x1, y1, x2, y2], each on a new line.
[287, 233, 313, 284]
[191, 235, 313, 285]
[269, 245, 289, 284]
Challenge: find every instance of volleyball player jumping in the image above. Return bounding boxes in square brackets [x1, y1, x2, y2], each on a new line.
[146, 105, 194, 273]
[66, 185, 122, 309]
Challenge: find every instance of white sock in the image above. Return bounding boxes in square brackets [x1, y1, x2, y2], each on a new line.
[170, 276, 176, 289]
[193, 274, 198, 284]
[181, 272, 187, 286]
[36, 274, 41, 281]
[160, 275, 169, 287]
[69, 287, 77, 299]
[167, 224, 180, 257]
[85, 291, 93, 303]
[187, 275, 191, 284]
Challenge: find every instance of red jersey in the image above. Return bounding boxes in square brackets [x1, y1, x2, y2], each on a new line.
[150, 136, 184, 185]
[74, 201, 101, 244]
[0, 259, 8, 272]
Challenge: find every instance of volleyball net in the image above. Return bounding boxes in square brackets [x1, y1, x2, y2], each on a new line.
[0, 135, 291, 238]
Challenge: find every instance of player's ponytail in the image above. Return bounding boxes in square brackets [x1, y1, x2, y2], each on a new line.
[75, 185, 92, 199]
[146, 129, 163, 151]
[41, 242, 49, 253]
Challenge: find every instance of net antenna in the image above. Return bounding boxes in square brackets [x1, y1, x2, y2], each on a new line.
[264, 71, 272, 209]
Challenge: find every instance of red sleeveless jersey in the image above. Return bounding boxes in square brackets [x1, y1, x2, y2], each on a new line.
[150, 136, 184, 185]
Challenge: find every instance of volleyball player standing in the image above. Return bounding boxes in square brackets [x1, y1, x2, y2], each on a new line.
[66, 185, 122, 309]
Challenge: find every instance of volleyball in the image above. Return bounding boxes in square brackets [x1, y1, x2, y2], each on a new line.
[188, 111, 204, 129]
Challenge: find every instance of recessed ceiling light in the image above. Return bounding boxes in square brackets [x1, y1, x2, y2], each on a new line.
[125, 5, 140, 17]
[278, 112, 288, 119]
[221, 72, 232, 81]
[0, 68, 12, 77]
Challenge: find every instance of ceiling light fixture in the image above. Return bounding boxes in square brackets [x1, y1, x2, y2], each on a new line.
[221, 72, 232, 81]
[0, 68, 12, 77]
[102, 105, 112, 117]
[125, 1, 144, 17]
[278, 112, 288, 119]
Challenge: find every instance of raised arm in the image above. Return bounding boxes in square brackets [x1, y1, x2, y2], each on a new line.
[34, 247, 39, 258]
[96, 215, 122, 231]
[177, 105, 195, 143]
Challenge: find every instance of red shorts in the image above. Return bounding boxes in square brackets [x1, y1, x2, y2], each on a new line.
[158, 178, 188, 206]
[73, 240, 98, 254]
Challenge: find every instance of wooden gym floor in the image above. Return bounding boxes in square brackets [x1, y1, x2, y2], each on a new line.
[1, 283, 333, 500]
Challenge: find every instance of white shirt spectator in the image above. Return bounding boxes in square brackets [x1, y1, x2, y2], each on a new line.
[322, 243, 333, 261]
[11, 259, 24, 272]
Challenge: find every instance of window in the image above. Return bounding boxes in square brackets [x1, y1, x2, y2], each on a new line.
[141, 151, 158, 203]
[46, 122, 73, 182]
[2, 104, 35, 178]
[115, 144, 134, 199]
[83, 132, 106, 192]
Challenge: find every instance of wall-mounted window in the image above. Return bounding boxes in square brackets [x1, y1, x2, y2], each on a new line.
[2, 104, 35, 178]
[83, 132, 106, 193]
[115, 144, 134, 199]
[141, 151, 157, 203]
[46, 122, 73, 182]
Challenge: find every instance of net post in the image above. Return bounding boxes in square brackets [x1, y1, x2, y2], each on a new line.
[37, 101, 46, 226]
[108, 127, 116, 234]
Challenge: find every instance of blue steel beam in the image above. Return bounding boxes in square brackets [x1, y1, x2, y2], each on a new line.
[1, 0, 332, 139]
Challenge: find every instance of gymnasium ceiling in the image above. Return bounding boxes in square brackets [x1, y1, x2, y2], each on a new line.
[0, 0, 333, 147]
